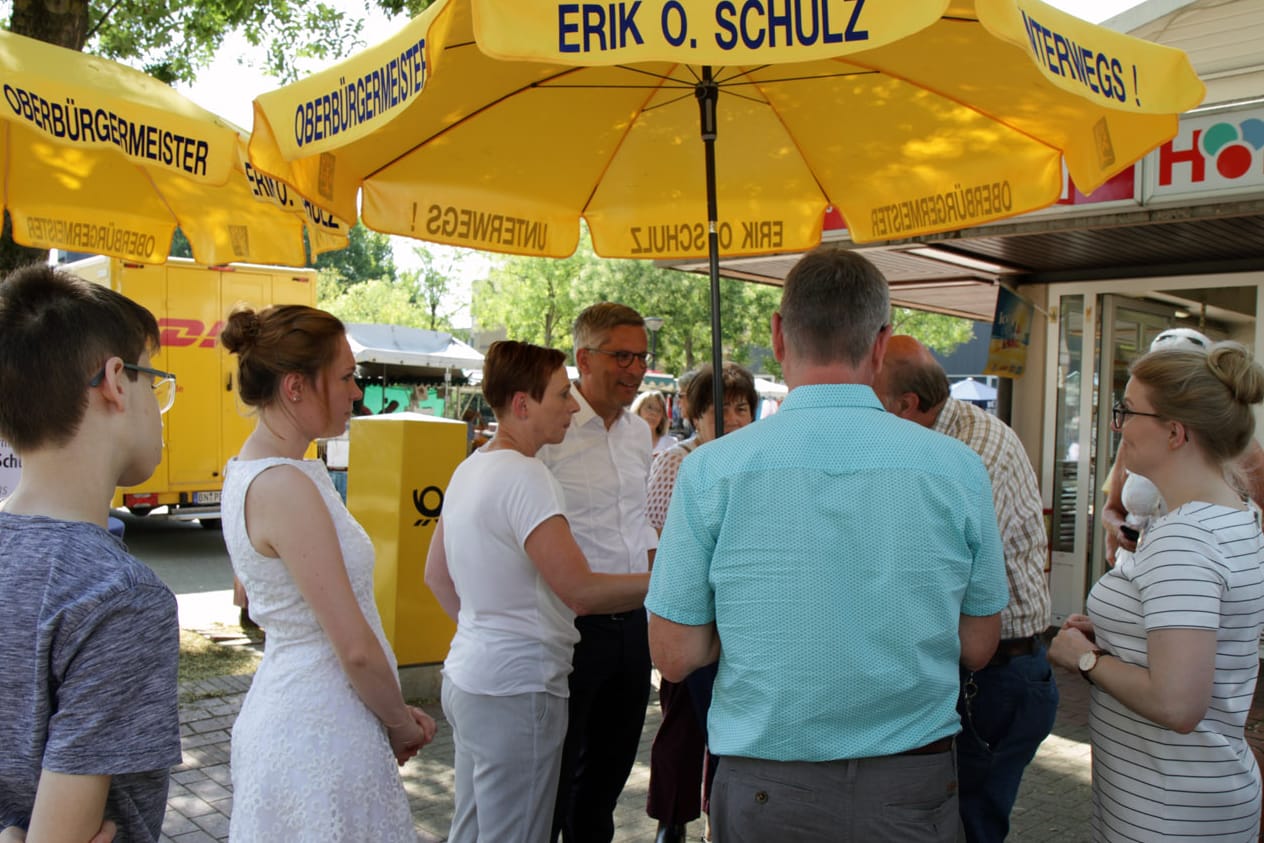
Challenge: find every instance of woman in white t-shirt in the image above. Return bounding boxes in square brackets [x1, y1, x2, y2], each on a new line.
[1050, 341, 1264, 842]
[424, 340, 651, 843]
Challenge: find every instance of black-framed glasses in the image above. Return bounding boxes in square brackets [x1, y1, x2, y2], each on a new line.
[89, 363, 177, 414]
[585, 348, 653, 369]
[1111, 402, 1162, 430]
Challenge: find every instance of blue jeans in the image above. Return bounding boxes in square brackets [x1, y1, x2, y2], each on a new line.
[956, 643, 1059, 843]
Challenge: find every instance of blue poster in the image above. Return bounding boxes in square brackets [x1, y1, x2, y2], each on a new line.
[983, 286, 1034, 378]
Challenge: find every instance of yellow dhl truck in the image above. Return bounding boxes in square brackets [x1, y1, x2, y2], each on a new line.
[65, 256, 317, 524]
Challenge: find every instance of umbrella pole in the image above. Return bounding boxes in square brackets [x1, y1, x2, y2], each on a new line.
[696, 66, 725, 437]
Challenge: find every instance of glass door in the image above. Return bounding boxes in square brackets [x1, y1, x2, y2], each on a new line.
[1089, 297, 1177, 587]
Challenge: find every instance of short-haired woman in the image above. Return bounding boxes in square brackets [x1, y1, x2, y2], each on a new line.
[425, 340, 650, 843]
[1050, 341, 1264, 841]
[220, 305, 436, 841]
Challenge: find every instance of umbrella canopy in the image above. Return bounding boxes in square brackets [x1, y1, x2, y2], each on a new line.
[248, 0, 1202, 429]
[249, 0, 1202, 256]
[951, 378, 998, 402]
[0, 30, 346, 266]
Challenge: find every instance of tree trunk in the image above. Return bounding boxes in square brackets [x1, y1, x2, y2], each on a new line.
[10, 0, 90, 50]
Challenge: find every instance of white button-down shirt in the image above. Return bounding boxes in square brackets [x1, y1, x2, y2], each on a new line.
[538, 386, 658, 575]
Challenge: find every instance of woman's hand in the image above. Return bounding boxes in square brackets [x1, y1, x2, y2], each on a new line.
[388, 706, 437, 766]
[1061, 613, 1095, 641]
[1048, 625, 1095, 672]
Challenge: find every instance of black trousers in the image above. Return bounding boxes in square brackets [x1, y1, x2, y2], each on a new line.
[647, 661, 719, 824]
[551, 610, 652, 843]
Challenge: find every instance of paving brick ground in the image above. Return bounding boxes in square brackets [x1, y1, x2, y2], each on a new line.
[163, 667, 1101, 842]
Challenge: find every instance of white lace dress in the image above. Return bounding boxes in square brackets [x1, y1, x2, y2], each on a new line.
[221, 457, 416, 842]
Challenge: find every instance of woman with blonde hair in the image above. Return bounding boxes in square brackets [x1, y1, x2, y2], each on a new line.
[1050, 341, 1264, 841]
[632, 390, 678, 454]
[220, 305, 436, 841]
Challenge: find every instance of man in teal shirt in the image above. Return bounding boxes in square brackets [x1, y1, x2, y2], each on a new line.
[646, 246, 1007, 843]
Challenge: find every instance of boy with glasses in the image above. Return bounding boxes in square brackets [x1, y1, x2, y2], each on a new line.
[0, 265, 181, 843]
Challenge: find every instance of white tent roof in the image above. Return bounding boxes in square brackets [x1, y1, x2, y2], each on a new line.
[346, 323, 484, 372]
[951, 378, 997, 401]
[753, 377, 788, 398]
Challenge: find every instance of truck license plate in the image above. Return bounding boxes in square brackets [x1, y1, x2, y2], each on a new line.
[193, 491, 221, 505]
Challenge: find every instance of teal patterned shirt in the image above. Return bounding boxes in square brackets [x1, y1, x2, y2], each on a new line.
[646, 384, 1007, 761]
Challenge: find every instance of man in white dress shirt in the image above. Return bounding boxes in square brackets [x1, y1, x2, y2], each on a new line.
[542, 302, 659, 843]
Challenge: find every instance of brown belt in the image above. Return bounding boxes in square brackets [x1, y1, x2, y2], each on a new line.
[987, 635, 1039, 668]
[897, 736, 954, 756]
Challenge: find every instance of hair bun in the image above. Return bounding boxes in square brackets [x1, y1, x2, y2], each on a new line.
[220, 308, 262, 354]
[1207, 343, 1264, 406]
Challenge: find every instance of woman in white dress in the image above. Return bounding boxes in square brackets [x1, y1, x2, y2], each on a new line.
[1050, 341, 1264, 842]
[424, 340, 650, 843]
[220, 305, 436, 842]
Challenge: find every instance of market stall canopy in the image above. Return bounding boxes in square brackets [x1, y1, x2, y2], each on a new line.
[346, 323, 484, 378]
[753, 377, 789, 399]
[951, 378, 999, 402]
[0, 29, 346, 266]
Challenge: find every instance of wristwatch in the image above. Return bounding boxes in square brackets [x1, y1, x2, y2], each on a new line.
[1078, 648, 1109, 684]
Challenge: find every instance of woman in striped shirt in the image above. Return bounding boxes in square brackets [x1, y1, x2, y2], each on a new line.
[1050, 341, 1264, 841]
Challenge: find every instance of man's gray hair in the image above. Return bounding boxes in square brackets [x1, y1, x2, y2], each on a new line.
[573, 302, 645, 351]
[780, 247, 890, 366]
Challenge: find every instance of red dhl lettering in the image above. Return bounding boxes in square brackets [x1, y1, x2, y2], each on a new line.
[160, 318, 222, 349]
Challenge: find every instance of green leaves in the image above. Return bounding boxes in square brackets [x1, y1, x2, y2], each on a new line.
[471, 230, 783, 377]
[19, 0, 431, 86]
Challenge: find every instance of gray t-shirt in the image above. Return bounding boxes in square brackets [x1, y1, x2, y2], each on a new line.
[0, 512, 181, 841]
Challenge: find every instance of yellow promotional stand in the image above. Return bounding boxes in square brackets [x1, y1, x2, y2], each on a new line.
[346, 413, 466, 666]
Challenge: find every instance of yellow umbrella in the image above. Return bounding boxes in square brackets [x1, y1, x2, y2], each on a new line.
[0, 29, 346, 266]
[248, 0, 1202, 423]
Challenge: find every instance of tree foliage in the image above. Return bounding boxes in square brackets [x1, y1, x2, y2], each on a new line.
[404, 244, 465, 332]
[471, 233, 783, 377]
[8, 0, 432, 84]
[473, 237, 597, 351]
[470, 237, 976, 379]
[320, 276, 428, 328]
[891, 307, 976, 356]
[314, 222, 396, 292]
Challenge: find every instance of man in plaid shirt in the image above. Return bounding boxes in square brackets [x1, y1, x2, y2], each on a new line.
[876, 335, 1055, 843]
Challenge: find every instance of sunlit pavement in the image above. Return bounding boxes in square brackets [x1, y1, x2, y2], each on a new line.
[162, 655, 1095, 843]
[136, 515, 1096, 842]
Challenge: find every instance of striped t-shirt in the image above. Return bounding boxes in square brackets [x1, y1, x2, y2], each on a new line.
[1086, 502, 1264, 842]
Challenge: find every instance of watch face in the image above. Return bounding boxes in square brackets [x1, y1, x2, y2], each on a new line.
[1079, 651, 1098, 672]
